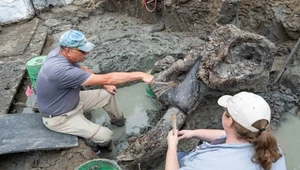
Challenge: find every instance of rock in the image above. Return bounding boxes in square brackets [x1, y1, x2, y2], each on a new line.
[164, 0, 173, 7]
[286, 103, 294, 109]
[285, 88, 292, 94]
[287, 107, 298, 115]
[73, 0, 90, 6]
[44, 19, 60, 27]
[272, 93, 281, 99]
[151, 55, 176, 74]
[33, 0, 73, 11]
[280, 66, 300, 93]
[0, 0, 35, 25]
[144, 22, 165, 33]
[273, 2, 300, 39]
[274, 101, 285, 106]
[281, 94, 296, 103]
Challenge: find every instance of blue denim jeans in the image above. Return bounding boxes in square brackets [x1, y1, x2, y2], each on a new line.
[177, 151, 189, 162]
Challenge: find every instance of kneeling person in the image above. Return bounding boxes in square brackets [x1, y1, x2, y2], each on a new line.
[36, 30, 153, 151]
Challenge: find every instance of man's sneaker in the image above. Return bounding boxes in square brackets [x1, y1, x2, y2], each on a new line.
[83, 138, 113, 153]
[98, 140, 113, 152]
[110, 116, 126, 127]
[83, 138, 100, 153]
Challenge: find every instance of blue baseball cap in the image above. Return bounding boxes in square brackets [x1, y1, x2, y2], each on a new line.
[59, 30, 95, 52]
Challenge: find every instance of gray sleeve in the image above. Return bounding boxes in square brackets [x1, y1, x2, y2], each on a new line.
[60, 66, 91, 88]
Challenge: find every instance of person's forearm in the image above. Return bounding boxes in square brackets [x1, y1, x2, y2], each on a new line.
[83, 72, 145, 86]
[165, 146, 179, 170]
[192, 129, 225, 142]
[99, 72, 145, 85]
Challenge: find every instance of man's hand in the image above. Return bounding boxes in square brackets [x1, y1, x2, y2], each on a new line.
[103, 85, 117, 95]
[142, 73, 154, 84]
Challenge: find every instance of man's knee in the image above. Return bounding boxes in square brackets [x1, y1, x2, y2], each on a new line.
[92, 126, 113, 144]
[100, 89, 112, 99]
[98, 89, 114, 107]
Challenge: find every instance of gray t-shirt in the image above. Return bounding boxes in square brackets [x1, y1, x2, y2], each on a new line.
[36, 48, 90, 116]
[179, 136, 286, 170]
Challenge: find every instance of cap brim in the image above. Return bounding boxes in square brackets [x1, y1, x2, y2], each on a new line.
[217, 95, 232, 108]
[78, 41, 95, 52]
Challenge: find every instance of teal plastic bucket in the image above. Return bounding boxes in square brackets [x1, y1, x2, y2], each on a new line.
[26, 56, 46, 89]
[76, 159, 121, 170]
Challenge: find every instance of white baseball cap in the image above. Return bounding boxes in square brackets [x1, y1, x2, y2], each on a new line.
[218, 92, 271, 132]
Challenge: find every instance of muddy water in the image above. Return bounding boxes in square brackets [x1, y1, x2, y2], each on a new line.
[91, 82, 157, 139]
[273, 114, 300, 170]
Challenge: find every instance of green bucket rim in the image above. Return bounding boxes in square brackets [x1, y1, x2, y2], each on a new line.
[76, 158, 121, 170]
[146, 84, 155, 97]
[26, 56, 47, 67]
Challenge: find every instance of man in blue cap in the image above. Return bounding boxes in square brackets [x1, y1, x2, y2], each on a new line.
[36, 30, 153, 152]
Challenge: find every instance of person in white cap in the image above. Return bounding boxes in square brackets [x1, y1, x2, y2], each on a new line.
[36, 30, 153, 152]
[165, 91, 286, 170]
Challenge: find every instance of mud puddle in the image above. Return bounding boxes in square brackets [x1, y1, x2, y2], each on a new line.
[91, 82, 157, 139]
[273, 114, 300, 170]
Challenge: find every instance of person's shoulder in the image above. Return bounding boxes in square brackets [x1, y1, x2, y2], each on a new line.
[47, 48, 60, 58]
[201, 139, 252, 151]
[46, 48, 69, 66]
[42, 48, 72, 74]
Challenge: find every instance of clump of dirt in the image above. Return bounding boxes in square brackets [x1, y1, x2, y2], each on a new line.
[146, 97, 168, 127]
[0, 139, 98, 170]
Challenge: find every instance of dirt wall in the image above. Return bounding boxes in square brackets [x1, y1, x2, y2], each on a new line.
[104, 0, 300, 41]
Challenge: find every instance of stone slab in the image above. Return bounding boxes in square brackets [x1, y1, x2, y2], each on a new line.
[0, 113, 78, 155]
[0, 61, 25, 115]
[0, 18, 38, 58]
